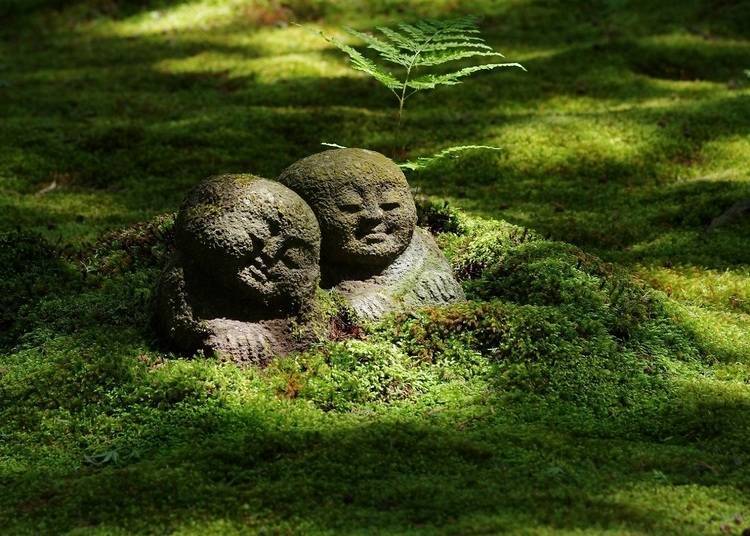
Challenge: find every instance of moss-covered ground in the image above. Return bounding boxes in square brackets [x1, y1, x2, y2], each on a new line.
[1, 0, 749, 534]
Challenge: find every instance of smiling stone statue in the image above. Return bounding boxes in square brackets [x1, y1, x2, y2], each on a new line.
[279, 148, 464, 320]
[157, 150, 464, 361]
[156, 174, 321, 363]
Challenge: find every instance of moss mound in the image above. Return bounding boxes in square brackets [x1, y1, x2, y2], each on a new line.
[2, 208, 743, 534]
[3, 210, 707, 421]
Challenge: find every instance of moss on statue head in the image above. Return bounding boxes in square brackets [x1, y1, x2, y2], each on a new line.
[279, 148, 417, 273]
[174, 174, 321, 314]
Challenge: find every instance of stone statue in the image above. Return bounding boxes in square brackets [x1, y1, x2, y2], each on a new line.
[156, 174, 321, 363]
[278, 148, 465, 320]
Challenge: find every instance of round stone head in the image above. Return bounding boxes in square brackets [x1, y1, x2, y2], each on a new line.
[175, 175, 321, 314]
[278, 148, 417, 272]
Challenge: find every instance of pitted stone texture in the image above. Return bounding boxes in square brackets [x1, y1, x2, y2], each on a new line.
[279, 149, 464, 320]
[175, 174, 320, 314]
[156, 256, 305, 364]
[278, 148, 417, 279]
[332, 228, 465, 321]
[157, 175, 321, 363]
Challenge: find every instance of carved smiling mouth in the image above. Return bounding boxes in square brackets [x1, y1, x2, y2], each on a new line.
[247, 264, 268, 283]
[356, 223, 390, 244]
[362, 232, 388, 244]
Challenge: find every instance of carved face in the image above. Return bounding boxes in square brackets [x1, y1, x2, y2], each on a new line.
[176, 176, 321, 313]
[279, 148, 417, 271]
[328, 179, 415, 265]
[220, 207, 318, 307]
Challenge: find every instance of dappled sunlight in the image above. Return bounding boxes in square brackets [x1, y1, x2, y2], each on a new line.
[674, 304, 750, 364]
[0, 189, 142, 245]
[153, 49, 353, 81]
[637, 265, 750, 313]
[2, 1, 750, 532]
[609, 483, 748, 534]
[93, 0, 253, 36]
[692, 136, 750, 181]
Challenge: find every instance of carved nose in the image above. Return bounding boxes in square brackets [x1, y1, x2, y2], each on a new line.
[260, 236, 283, 265]
[361, 203, 384, 222]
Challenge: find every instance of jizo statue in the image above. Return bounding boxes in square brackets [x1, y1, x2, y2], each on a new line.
[156, 175, 321, 363]
[157, 149, 464, 362]
[279, 148, 464, 320]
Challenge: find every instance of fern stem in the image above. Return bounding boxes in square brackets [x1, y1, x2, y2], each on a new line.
[397, 67, 410, 128]
[395, 22, 446, 142]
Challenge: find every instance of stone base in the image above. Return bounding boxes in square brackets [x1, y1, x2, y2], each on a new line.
[156, 257, 313, 364]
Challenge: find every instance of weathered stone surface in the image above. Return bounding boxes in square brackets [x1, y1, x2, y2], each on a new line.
[279, 149, 464, 320]
[156, 175, 321, 363]
[334, 227, 465, 320]
[278, 148, 417, 282]
[158, 153, 466, 359]
[175, 174, 321, 314]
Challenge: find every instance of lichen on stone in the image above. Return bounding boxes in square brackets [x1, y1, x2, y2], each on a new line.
[279, 148, 417, 281]
[156, 174, 323, 363]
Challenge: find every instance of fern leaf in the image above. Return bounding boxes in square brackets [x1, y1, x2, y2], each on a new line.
[399, 145, 502, 171]
[318, 30, 402, 90]
[377, 27, 420, 52]
[346, 28, 411, 66]
[420, 41, 494, 52]
[396, 22, 427, 42]
[430, 33, 484, 42]
[416, 50, 506, 67]
[414, 20, 439, 34]
[407, 63, 526, 90]
[317, 16, 525, 121]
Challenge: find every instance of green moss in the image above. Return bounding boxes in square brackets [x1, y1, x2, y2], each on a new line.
[0, 232, 75, 347]
[2, 0, 750, 533]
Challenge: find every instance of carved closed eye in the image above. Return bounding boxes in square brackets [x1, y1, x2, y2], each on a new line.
[338, 203, 363, 214]
[380, 202, 400, 211]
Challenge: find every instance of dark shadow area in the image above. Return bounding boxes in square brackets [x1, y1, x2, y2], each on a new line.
[478, 0, 750, 45]
[3, 382, 748, 533]
[625, 39, 750, 82]
[2, 0, 193, 19]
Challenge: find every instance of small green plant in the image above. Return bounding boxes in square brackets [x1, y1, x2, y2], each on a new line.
[319, 16, 525, 128]
[398, 144, 502, 171]
[316, 17, 525, 166]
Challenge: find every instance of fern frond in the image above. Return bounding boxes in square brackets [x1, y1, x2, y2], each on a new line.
[377, 27, 419, 52]
[420, 41, 494, 52]
[346, 28, 411, 66]
[414, 20, 439, 34]
[317, 30, 401, 91]
[395, 22, 424, 42]
[399, 145, 502, 171]
[416, 50, 505, 67]
[407, 63, 526, 90]
[318, 16, 525, 128]
[430, 33, 484, 42]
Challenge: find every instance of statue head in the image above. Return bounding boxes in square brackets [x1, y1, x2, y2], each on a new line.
[278, 148, 417, 275]
[175, 175, 320, 314]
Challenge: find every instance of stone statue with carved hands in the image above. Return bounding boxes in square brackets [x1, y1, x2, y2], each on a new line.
[279, 148, 464, 320]
[156, 174, 321, 363]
